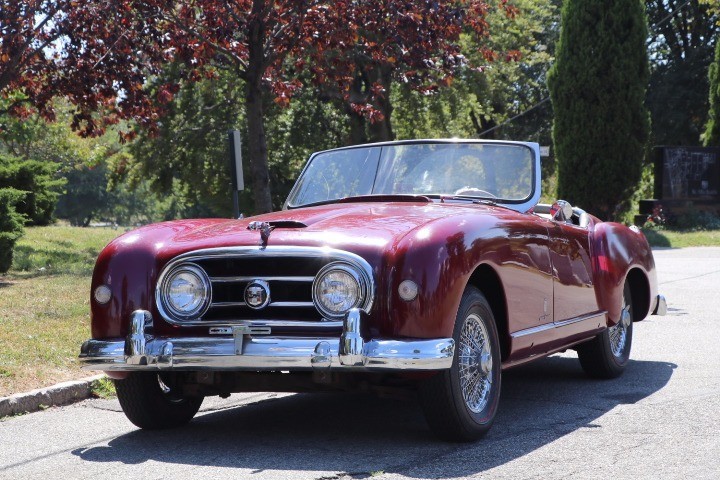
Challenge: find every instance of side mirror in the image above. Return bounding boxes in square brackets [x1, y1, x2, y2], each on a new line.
[551, 200, 574, 222]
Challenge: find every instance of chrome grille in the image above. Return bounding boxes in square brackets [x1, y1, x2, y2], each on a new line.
[155, 246, 374, 329]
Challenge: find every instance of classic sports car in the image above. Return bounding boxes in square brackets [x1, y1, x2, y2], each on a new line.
[80, 140, 666, 441]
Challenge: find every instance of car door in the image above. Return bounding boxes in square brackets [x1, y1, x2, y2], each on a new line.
[548, 221, 601, 327]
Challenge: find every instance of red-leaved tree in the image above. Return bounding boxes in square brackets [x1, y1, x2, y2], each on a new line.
[0, 1, 168, 137]
[310, 0, 519, 144]
[2, 1, 517, 215]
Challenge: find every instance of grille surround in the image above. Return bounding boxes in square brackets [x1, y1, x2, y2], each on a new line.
[155, 246, 375, 327]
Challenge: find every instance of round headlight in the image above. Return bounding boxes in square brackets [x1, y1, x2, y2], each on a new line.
[160, 264, 211, 320]
[312, 263, 368, 319]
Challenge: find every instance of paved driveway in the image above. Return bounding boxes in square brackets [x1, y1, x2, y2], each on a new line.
[1, 247, 717, 480]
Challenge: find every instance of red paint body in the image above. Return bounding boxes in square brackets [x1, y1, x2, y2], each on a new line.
[90, 201, 658, 368]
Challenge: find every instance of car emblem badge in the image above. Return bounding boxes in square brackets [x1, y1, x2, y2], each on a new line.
[247, 221, 274, 247]
[244, 279, 270, 309]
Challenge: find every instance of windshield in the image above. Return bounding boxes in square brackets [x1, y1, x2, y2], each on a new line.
[287, 142, 534, 207]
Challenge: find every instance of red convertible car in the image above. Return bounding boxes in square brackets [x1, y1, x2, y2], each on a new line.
[80, 140, 666, 441]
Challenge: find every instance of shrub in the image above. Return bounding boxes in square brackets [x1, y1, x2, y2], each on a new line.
[547, 0, 650, 220]
[0, 154, 64, 226]
[0, 188, 25, 273]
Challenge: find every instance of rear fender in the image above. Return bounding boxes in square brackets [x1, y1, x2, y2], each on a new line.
[591, 223, 658, 324]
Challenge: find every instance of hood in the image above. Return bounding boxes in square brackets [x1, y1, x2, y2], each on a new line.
[110, 200, 514, 263]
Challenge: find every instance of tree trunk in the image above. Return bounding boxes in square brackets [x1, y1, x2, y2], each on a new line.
[346, 106, 368, 145]
[245, 2, 273, 214]
[368, 66, 394, 142]
[245, 81, 272, 214]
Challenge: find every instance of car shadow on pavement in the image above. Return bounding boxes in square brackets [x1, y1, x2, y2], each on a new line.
[71, 355, 676, 477]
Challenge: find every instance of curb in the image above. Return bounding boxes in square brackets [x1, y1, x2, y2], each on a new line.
[0, 374, 105, 418]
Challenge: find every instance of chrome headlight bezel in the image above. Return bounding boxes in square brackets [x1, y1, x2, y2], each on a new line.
[156, 262, 212, 322]
[312, 261, 371, 319]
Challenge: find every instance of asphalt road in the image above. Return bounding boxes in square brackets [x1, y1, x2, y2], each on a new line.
[1, 247, 718, 480]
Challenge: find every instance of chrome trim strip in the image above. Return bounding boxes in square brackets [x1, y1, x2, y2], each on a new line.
[210, 276, 315, 283]
[80, 309, 453, 372]
[210, 301, 315, 308]
[211, 301, 248, 308]
[510, 311, 607, 338]
[268, 301, 315, 308]
[155, 246, 376, 327]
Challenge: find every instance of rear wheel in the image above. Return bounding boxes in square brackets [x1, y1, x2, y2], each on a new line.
[114, 372, 203, 429]
[419, 287, 501, 441]
[577, 281, 634, 378]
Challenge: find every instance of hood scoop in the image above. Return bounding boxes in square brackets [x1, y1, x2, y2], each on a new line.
[247, 220, 307, 247]
[266, 220, 308, 228]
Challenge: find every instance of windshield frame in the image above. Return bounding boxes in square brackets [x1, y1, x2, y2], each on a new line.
[284, 139, 541, 213]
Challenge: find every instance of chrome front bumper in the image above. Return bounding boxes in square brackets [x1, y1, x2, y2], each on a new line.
[79, 309, 455, 372]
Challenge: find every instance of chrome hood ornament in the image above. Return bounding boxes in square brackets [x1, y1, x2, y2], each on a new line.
[247, 221, 274, 247]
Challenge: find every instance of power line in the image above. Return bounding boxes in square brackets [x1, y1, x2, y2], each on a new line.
[478, 0, 696, 137]
[477, 97, 549, 137]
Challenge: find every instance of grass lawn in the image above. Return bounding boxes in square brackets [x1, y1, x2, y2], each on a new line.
[0, 224, 719, 398]
[642, 228, 720, 248]
[0, 226, 123, 397]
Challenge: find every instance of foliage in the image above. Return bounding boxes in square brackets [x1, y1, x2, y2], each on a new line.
[308, 1, 517, 144]
[646, 1, 717, 147]
[91, 376, 117, 399]
[547, 0, 650, 220]
[0, 188, 25, 273]
[703, 39, 720, 145]
[0, 153, 64, 225]
[54, 162, 111, 227]
[127, 69, 349, 214]
[0, 1, 172, 138]
[668, 209, 720, 231]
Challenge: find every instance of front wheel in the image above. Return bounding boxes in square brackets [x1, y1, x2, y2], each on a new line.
[419, 287, 502, 441]
[114, 372, 203, 429]
[576, 281, 634, 378]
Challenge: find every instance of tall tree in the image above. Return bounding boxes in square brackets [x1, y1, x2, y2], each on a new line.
[547, 0, 650, 220]
[703, 39, 720, 145]
[646, 0, 717, 146]
[312, 1, 516, 144]
[140, 0, 348, 214]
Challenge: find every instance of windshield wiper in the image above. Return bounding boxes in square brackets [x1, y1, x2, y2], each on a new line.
[423, 194, 497, 206]
[286, 194, 433, 209]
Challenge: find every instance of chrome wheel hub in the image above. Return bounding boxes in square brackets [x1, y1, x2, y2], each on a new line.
[609, 303, 631, 358]
[458, 313, 493, 413]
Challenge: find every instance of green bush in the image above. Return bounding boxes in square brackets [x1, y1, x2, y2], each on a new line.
[547, 0, 650, 220]
[0, 154, 64, 226]
[669, 210, 720, 231]
[0, 188, 25, 273]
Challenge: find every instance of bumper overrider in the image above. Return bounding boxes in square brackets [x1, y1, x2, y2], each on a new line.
[79, 309, 455, 372]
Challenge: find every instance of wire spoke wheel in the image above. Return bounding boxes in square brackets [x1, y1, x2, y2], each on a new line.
[458, 314, 493, 413]
[419, 287, 501, 441]
[577, 280, 634, 379]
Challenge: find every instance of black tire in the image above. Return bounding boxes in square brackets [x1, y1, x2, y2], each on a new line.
[577, 281, 634, 379]
[114, 372, 203, 429]
[418, 287, 502, 442]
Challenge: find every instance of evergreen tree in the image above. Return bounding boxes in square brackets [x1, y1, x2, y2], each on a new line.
[0, 188, 24, 274]
[703, 39, 720, 146]
[547, 0, 650, 220]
